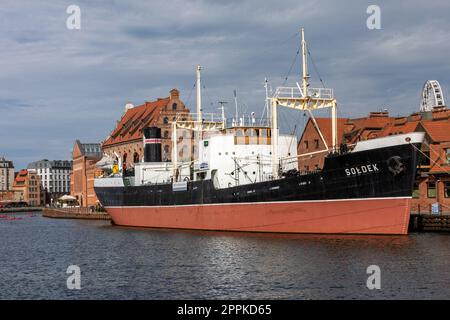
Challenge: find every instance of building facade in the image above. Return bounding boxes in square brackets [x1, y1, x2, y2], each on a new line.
[297, 118, 348, 171]
[12, 169, 41, 206]
[0, 157, 14, 191]
[70, 141, 102, 208]
[27, 159, 72, 204]
[102, 89, 191, 168]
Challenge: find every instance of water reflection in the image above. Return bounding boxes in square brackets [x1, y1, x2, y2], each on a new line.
[0, 212, 449, 299]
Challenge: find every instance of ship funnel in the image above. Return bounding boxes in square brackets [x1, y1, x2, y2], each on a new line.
[143, 127, 162, 162]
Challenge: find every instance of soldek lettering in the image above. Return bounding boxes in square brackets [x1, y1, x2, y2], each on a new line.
[346, 164, 379, 176]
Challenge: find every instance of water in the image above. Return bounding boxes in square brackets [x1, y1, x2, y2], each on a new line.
[0, 212, 449, 299]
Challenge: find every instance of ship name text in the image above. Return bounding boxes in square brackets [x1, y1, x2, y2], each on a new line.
[345, 164, 379, 176]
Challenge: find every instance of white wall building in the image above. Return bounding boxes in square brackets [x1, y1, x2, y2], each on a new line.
[27, 159, 72, 201]
[0, 157, 15, 191]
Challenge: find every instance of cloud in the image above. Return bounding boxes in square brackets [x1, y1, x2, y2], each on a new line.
[0, 0, 449, 168]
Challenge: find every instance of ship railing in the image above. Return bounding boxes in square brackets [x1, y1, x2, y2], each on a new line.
[274, 86, 334, 100]
[224, 117, 271, 128]
[175, 113, 224, 123]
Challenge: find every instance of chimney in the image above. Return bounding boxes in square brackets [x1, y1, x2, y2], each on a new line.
[408, 112, 422, 122]
[432, 105, 449, 120]
[432, 105, 446, 112]
[369, 111, 389, 118]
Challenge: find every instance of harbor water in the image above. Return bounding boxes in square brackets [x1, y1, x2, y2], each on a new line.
[0, 212, 449, 299]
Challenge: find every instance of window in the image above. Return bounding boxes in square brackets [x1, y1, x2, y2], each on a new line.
[315, 139, 319, 149]
[427, 182, 436, 198]
[164, 131, 169, 138]
[419, 151, 431, 167]
[412, 183, 420, 199]
[133, 152, 140, 163]
[304, 141, 309, 149]
[445, 182, 450, 198]
[163, 117, 169, 124]
[172, 103, 177, 110]
[446, 149, 450, 164]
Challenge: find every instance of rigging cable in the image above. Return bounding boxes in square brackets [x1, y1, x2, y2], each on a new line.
[202, 84, 215, 113]
[282, 45, 301, 86]
[185, 81, 197, 109]
[307, 48, 326, 89]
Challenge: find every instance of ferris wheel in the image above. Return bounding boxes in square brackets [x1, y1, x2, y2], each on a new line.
[420, 80, 446, 112]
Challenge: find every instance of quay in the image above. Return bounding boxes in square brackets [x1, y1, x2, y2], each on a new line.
[409, 213, 450, 232]
[0, 207, 42, 213]
[43, 207, 111, 221]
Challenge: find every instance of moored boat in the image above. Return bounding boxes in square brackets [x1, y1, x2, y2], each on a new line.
[94, 28, 424, 235]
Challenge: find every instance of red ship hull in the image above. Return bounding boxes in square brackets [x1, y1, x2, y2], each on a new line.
[105, 197, 412, 235]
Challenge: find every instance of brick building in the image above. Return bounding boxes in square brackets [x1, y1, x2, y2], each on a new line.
[297, 107, 450, 213]
[101, 89, 191, 167]
[70, 141, 102, 208]
[0, 190, 14, 202]
[12, 169, 41, 206]
[297, 118, 348, 171]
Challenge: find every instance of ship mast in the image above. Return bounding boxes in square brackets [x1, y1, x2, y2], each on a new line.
[271, 28, 338, 179]
[301, 28, 309, 99]
[264, 78, 270, 124]
[196, 65, 202, 122]
[171, 65, 224, 181]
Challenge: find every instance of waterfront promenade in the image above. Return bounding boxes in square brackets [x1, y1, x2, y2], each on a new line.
[43, 207, 111, 221]
[0, 207, 42, 213]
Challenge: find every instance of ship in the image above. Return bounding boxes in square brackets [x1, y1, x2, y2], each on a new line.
[94, 29, 424, 235]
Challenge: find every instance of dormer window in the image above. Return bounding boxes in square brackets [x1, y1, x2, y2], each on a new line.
[172, 103, 177, 110]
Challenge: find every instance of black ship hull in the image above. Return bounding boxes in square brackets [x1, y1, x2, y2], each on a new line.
[94, 139, 422, 235]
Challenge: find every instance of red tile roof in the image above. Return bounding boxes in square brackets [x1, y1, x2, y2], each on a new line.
[102, 98, 170, 147]
[344, 114, 394, 143]
[420, 121, 450, 142]
[379, 121, 420, 137]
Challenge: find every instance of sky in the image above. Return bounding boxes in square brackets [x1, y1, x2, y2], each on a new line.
[1, 0, 450, 169]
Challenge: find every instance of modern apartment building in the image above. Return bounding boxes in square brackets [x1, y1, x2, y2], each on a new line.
[0, 157, 15, 191]
[27, 159, 72, 203]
